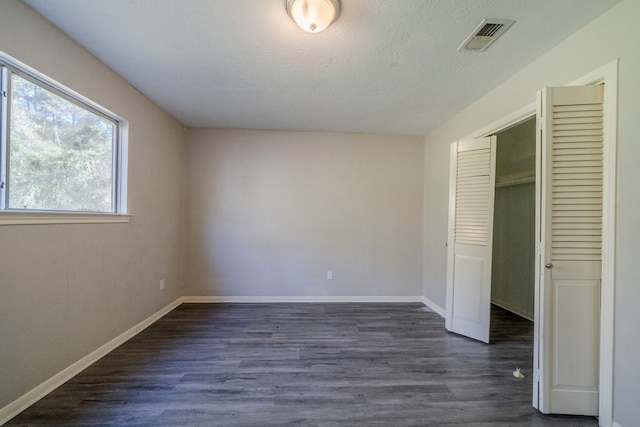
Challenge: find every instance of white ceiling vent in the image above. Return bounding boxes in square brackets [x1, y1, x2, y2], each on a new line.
[458, 18, 515, 52]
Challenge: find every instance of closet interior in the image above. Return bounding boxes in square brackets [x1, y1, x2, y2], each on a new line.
[491, 117, 536, 335]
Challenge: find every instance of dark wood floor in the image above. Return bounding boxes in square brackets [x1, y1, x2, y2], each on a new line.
[8, 303, 598, 426]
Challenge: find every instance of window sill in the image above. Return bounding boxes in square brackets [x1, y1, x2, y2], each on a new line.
[0, 211, 132, 226]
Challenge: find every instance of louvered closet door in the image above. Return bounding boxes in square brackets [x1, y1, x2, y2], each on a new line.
[446, 137, 496, 343]
[538, 85, 603, 415]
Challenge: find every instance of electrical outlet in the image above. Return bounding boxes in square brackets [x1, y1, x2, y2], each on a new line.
[327, 271, 333, 280]
[160, 279, 165, 290]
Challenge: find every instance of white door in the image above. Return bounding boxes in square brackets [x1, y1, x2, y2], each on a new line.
[535, 85, 603, 415]
[445, 137, 496, 343]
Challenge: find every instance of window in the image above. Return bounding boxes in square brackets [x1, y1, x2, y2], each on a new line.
[0, 52, 128, 222]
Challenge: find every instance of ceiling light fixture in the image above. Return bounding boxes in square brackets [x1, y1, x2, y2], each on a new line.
[286, 0, 340, 33]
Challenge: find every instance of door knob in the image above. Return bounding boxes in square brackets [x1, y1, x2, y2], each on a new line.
[545, 263, 553, 269]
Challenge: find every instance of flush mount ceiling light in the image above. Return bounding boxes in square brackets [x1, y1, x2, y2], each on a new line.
[287, 0, 340, 33]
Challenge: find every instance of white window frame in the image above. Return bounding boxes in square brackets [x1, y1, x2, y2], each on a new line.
[0, 52, 130, 225]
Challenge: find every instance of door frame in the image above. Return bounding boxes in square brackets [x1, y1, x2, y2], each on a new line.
[458, 59, 618, 426]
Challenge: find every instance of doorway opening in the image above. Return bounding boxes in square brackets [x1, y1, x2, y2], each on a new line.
[490, 117, 536, 342]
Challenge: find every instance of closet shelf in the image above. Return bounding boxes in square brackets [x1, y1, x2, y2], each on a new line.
[495, 176, 535, 188]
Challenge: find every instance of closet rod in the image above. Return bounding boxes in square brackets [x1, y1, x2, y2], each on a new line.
[495, 176, 535, 188]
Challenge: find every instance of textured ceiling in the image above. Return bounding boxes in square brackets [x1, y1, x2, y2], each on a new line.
[24, 0, 618, 135]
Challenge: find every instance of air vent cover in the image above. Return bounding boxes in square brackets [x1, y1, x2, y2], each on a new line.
[458, 18, 515, 52]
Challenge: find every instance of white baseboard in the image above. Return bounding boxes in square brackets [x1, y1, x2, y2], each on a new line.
[0, 297, 183, 425]
[1, 294, 441, 424]
[182, 295, 425, 303]
[612, 422, 623, 427]
[421, 296, 446, 318]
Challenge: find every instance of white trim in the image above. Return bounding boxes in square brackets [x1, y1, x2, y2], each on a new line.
[0, 298, 182, 425]
[533, 89, 544, 410]
[0, 66, 7, 210]
[116, 120, 129, 214]
[421, 296, 446, 318]
[182, 295, 425, 304]
[444, 142, 457, 330]
[463, 102, 536, 141]
[612, 422, 623, 427]
[0, 211, 132, 226]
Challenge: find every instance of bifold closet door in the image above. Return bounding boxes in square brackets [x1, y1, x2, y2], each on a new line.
[536, 85, 603, 415]
[446, 136, 496, 344]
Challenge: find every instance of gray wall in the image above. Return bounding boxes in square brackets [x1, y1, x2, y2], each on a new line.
[2, 0, 638, 424]
[422, 0, 640, 423]
[0, 0, 186, 410]
[491, 183, 535, 320]
[185, 129, 424, 298]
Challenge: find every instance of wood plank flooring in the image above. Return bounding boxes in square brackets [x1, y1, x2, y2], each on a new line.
[7, 303, 598, 426]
